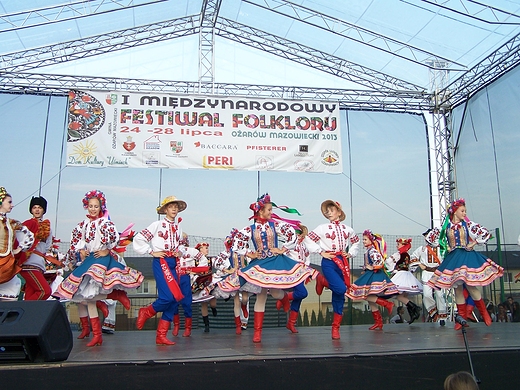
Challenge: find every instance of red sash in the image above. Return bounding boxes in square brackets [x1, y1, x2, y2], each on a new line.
[177, 266, 211, 276]
[33, 250, 64, 268]
[159, 257, 184, 301]
[331, 253, 351, 288]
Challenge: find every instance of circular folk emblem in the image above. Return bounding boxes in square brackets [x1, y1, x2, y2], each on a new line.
[67, 90, 105, 142]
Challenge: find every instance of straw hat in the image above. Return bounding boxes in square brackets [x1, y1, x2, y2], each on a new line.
[320, 200, 345, 222]
[157, 195, 187, 214]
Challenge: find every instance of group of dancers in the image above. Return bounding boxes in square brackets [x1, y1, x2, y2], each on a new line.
[0, 186, 504, 347]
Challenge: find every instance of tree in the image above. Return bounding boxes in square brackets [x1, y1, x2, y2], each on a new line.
[303, 309, 310, 326]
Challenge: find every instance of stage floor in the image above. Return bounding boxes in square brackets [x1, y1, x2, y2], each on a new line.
[34, 321, 520, 365]
[2, 322, 519, 390]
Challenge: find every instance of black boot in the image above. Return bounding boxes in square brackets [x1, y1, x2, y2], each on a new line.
[203, 315, 210, 333]
[406, 301, 422, 324]
[211, 307, 217, 317]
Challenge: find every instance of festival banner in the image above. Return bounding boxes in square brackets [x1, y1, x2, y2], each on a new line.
[66, 90, 342, 173]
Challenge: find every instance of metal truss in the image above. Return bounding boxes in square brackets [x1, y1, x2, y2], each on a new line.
[440, 31, 520, 108]
[421, 0, 520, 25]
[0, 70, 431, 112]
[0, 15, 199, 72]
[215, 17, 425, 93]
[198, 0, 222, 94]
[243, 0, 465, 70]
[0, 0, 167, 33]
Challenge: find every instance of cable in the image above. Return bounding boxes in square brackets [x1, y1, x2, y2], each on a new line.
[340, 172, 428, 228]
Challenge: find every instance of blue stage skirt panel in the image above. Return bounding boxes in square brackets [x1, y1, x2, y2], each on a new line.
[346, 269, 399, 300]
[54, 253, 143, 301]
[427, 248, 503, 290]
[238, 254, 318, 290]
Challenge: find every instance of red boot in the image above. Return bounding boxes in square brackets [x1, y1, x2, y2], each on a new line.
[172, 314, 180, 336]
[466, 304, 476, 322]
[77, 316, 90, 339]
[286, 310, 299, 334]
[156, 319, 175, 345]
[182, 317, 192, 337]
[107, 289, 131, 310]
[136, 305, 156, 330]
[455, 303, 469, 330]
[315, 274, 329, 296]
[331, 313, 342, 340]
[234, 316, 242, 335]
[241, 304, 249, 319]
[96, 301, 109, 318]
[376, 297, 394, 315]
[276, 292, 291, 312]
[369, 310, 383, 330]
[86, 317, 103, 347]
[474, 299, 492, 326]
[253, 311, 265, 343]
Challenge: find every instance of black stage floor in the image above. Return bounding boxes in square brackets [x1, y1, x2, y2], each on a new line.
[1, 322, 519, 389]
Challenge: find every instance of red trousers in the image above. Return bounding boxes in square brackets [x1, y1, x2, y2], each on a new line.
[20, 269, 51, 300]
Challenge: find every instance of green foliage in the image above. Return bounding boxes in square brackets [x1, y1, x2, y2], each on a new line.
[303, 309, 310, 326]
[310, 310, 317, 326]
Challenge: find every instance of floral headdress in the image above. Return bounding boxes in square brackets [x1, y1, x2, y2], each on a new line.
[0, 187, 9, 204]
[447, 198, 465, 217]
[396, 237, 412, 254]
[195, 242, 209, 251]
[363, 229, 387, 259]
[83, 190, 107, 212]
[249, 193, 271, 217]
[249, 193, 303, 230]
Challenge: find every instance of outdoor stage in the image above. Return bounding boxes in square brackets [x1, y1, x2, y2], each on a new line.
[1, 322, 518, 390]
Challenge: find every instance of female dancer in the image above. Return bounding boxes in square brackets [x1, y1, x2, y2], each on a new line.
[346, 230, 399, 331]
[427, 198, 503, 329]
[304, 200, 360, 339]
[133, 195, 188, 345]
[235, 194, 317, 342]
[19, 196, 53, 300]
[192, 242, 229, 333]
[214, 229, 250, 336]
[279, 224, 312, 334]
[54, 190, 143, 347]
[385, 238, 423, 324]
[0, 187, 34, 301]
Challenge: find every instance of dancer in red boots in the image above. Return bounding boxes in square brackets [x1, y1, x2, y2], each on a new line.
[53, 190, 143, 347]
[385, 238, 423, 324]
[132, 195, 188, 345]
[214, 229, 251, 336]
[0, 187, 34, 301]
[346, 230, 399, 331]
[303, 200, 360, 339]
[234, 194, 318, 343]
[427, 198, 503, 330]
[280, 224, 313, 334]
[18, 196, 53, 300]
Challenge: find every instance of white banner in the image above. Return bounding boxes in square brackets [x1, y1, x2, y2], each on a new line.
[66, 90, 342, 173]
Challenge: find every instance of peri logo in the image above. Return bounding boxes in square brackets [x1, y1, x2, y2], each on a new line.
[170, 141, 183, 153]
[321, 150, 340, 166]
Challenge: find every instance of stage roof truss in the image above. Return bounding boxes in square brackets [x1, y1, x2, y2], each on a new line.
[243, 0, 466, 71]
[0, 0, 168, 33]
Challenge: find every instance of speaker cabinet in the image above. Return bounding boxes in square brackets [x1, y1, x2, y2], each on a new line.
[0, 300, 73, 362]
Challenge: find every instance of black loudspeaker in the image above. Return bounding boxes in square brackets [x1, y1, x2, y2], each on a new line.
[0, 300, 73, 362]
